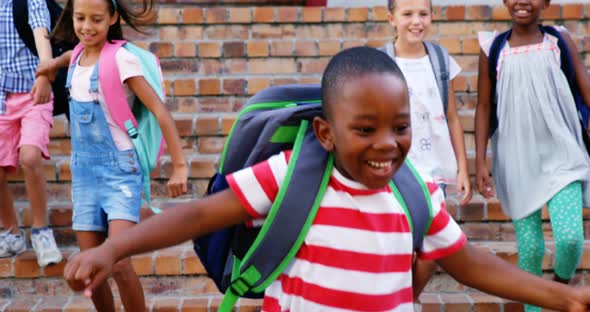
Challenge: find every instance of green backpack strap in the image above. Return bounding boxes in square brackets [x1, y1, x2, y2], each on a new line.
[390, 160, 434, 251]
[219, 120, 333, 311]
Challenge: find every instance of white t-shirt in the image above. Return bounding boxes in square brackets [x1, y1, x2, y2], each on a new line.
[70, 48, 143, 151]
[395, 55, 461, 184]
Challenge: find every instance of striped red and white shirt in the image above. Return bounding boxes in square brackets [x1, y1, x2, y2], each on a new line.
[227, 151, 466, 312]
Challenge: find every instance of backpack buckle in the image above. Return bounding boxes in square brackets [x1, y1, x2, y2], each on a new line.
[228, 266, 262, 296]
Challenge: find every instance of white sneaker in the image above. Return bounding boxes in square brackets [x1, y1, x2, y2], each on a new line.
[0, 229, 27, 258]
[31, 228, 62, 267]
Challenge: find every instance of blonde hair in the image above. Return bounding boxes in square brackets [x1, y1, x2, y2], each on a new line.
[388, 0, 432, 12]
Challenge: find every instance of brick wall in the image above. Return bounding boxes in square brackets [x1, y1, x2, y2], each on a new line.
[16, 3, 590, 203]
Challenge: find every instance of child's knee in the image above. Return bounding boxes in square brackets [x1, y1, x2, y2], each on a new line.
[112, 258, 136, 281]
[19, 148, 42, 171]
[555, 234, 583, 254]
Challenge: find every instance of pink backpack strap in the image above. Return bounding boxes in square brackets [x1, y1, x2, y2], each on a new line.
[98, 40, 137, 131]
[70, 43, 85, 65]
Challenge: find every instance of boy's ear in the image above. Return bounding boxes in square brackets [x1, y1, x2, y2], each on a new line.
[313, 116, 335, 152]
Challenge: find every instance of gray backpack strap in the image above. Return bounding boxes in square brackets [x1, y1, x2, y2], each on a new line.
[379, 42, 396, 60]
[424, 41, 450, 116]
[220, 124, 333, 310]
[391, 161, 433, 251]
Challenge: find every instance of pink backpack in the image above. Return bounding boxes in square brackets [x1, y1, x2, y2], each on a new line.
[70, 40, 166, 212]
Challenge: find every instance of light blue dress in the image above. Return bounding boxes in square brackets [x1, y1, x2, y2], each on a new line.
[480, 31, 590, 220]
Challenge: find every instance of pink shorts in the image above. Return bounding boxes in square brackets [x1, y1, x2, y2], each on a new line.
[0, 93, 53, 172]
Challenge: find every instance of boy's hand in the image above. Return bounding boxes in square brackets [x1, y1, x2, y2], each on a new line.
[64, 245, 115, 298]
[456, 171, 473, 205]
[31, 75, 52, 105]
[476, 165, 494, 198]
[167, 163, 188, 198]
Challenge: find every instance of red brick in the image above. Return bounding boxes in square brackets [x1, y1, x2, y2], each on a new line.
[182, 8, 203, 24]
[294, 41, 317, 57]
[181, 298, 209, 312]
[298, 58, 329, 74]
[252, 25, 284, 40]
[150, 42, 173, 58]
[446, 6, 466, 20]
[205, 7, 227, 24]
[49, 117, 68, 138]
[14, 251, 40, 278]
[541, 5, 561, 20]
[324, 7, 346, 22]
[271, 41, 294, 56]
[228, 7, 251, 23]
[238, 298, 264, 312]
[158, 8, 179, 24]
[431, 5, 443, 21]
[440, 293, 471, 312]
[223, 79, 247, 95]
[277, 7, 298, 23]
[199, 137, 226, 154]
[439, 37, 461, 54]
[183, 251, 206, 275]
[247, 41, 269, 57]
[198, 79, 221, 96]
[221, 116, 237, 135]
[58, 159, 71, 181]
[42, 254, 68, 277]
[198, 42, 222, 58]
[174, 80, 196, 97]
[419, 293, 442, 312]
[563, 4, 583, 19]
[348, 7, 368, 22]
[223, 42, 245, 58]
[462, 38, 480, 54]
[372, 6, 389, 22]
[131, 252, 153, 276]
[467, 5, 492, 20]
[253, 7, 274, 23]
[302, 7, 322, 22]
[0, 258, 10, 277]
[196, 116, 219, 135]
[318, 40, 340, 56]
[153, 298, 181, 312]
[155, 248, 182, 275]
[250, 59, 297, 74]
[175, 43, 197, 57]
[492, 6, 511, 21]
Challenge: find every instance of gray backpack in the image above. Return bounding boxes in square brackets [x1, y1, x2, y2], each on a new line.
[193, 84, 435, 311]
[380, 42, 451, 115]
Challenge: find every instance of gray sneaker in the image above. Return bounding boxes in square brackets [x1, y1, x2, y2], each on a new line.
[31, 228, 62, 267]
[0, 229, 27, 258]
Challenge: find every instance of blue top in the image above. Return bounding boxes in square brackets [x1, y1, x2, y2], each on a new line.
[0, 0, 51, 114]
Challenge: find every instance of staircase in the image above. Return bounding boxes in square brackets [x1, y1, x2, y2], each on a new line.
[2, 1, 590, 310]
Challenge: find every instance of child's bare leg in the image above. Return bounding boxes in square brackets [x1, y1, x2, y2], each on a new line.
[412, 258, 437, 301]
[76, 231, 115, 312]
[0, 168, 19, 233]
[19, 145, 47, 228]
[109, 220, 145, 312]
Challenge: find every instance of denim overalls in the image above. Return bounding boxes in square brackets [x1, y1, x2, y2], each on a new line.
[66, 55, 143, 232]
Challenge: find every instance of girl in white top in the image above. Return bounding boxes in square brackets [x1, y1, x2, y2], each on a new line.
[386, 0, 472, 299]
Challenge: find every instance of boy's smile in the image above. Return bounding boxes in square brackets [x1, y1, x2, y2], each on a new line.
[314, 73, 412, 189]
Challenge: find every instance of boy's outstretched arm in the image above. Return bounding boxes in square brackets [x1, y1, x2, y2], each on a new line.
[64, 189, 251, 296]
[437, 244, 590, 311]
[474, 49, 494, 198]
[446, 79, 472, 205]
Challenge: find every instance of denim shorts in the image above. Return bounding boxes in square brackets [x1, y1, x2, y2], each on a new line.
[71, 150, 143, 232]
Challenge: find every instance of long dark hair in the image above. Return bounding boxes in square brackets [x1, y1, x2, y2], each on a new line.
[52, 0, 155, 44]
